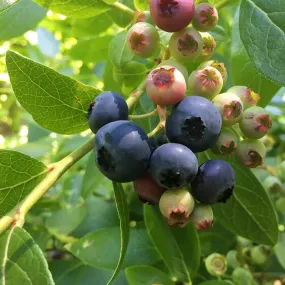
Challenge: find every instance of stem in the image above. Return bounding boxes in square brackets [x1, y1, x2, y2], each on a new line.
[129, 109, 157, 120]
[0, 137, 94, 234]
[126, 81, 146, 109]
[0, 88, 13, 94]
[111, 2, 135, 17]
[147, 105, 167, 137]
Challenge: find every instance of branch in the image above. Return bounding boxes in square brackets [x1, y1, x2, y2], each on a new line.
[129, 109, 157, 120]
[147, 105, 167, 137]
[126, 81, 146, 109]
[0, 137, 94, 234]
[111, 2, 135, 17]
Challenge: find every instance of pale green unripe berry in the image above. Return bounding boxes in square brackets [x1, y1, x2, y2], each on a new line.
[158, 59, 188, 81]
[189, 204, 213, 230]
[226, 250, 240, 269]
[232, 267, 255, 285]
[263, 176, 282, 194]
[275, 197, 285, 214]
[250, 245, 272, 266]
[205, 253, 227, 276]
[236, 236, 253, 251]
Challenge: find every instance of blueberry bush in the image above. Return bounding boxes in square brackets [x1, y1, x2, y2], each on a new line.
[0, 0, 285, 284]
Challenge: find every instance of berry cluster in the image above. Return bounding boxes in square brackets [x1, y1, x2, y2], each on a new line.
[86, 0, 272, 230]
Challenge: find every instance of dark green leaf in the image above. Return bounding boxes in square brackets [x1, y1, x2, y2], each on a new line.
[199, 151, 279, 245]
[65, 225, 160, 270]
[126, 265, 175, 285]
[0, 0, 46, 40]
[0, 227, 54, 284]
[108, 31, 134, 69]
[239, 0, 285, 86]
[144, 205, 191, 283]
[34, 0, 110, 19]
[6, 51, 100, 134]
[0, 150, 48, 218]
[232, 7, 279, 107]
[170, 224, 201, 276]
[107, 182, 130, 284]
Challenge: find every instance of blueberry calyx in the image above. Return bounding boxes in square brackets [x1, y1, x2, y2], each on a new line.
[217, 186, 234, 203]
[151, 67, 175, 88]
[159, 0, 179, 16]
[178, 34, 198, 55]
[200, 7, 218, 26]
[182, 116, 206, 140]
[224, 101, 242, 119]
[97, 146, 116, 171]
[87, 102, 95, 118]
[160, 169, 182, 188]
[246, 150, 263, 168]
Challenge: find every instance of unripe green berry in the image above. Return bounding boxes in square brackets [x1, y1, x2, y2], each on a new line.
[169, 27, 203, 61]
[226, 250, 240, 269]
[205, 253, 227, 276]
[211, 128, 239, 156]
[188, 66, 223, 99]
[232, 267, 254, 285]
[239, 106, 272, 139]
[159, 188, 195, 228]
[250, 245, 272, 266]
[263, 176, 282, 194]
[196, 32, 216, 62]
[133, 11, 154, 25]
[275, 197, 285, 214]
[198, 60, 228, 86]
[236, 236, 253, 251]
[277, 160, 285, 182]
[212, 93, 243, 126]
[236, 139, 266, 168]
[227, 86, 260, 110]
[158, 59, 188, 81]
[127, 22, 160, 58]
[189, 204, 213, 230]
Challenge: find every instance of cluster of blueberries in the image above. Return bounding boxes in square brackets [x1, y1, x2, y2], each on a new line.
[87, 0, 272, 229]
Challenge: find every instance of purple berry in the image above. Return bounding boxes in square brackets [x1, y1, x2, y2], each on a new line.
[149, 0, 195, 33]
[196, 32, 216, 62]
[159, 188, 195, 228]
[191, 160, 236, 205]
[211, 128, 239, 156]
[87, 91, 128, 134]
[188, 66, 223, 99]
[192, 3, 219, 32]
[239, 106, 272, 139]
[133, 172, 166, 205]
[189, 204, 214, 231]
[236, 139, 266, 168]
[169, 27, 203, 61]
[212, 93, 243, 126]
[146, 65, 186, 106]
[227, 86, 260, 110]
[127, 22, 160, 58]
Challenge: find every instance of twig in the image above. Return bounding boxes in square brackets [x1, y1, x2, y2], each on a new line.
[129, 109, 157, 120]
[126, 81, 146, 109]
[147, 105, 167, 137]
[111, 2, 135, 17]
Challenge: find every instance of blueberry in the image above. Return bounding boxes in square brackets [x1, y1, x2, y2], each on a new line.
[94, 120, 151, 182]
[166, 96, 222, 153]
[191, 159, 235, 205]
[150, 143, 198, 189]
[87, 91, 128, 134]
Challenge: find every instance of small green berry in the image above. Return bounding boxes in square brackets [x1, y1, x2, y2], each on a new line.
[205, 253, 227, 276]
[263, 176, 282, 194]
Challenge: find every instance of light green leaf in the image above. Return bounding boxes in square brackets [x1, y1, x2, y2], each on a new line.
[170, 225, 201, 276]
[0, 0, 19, 12]
[108, 31, 134, 69]
[107, 182, 130, 285]
[133, 0, 148, 10]
[275, 233, 285, 269]
[65, 224, 160, 270]
[0, 0, 46, 40]
[144, 205, 191, 283]
[45, 206, 86, 236]
[34, 0, 110, 19]
[126, 265, 175, 285]
[231, 7, 279, 107]
[0, 150, 48, 218]
[6, 51, 100, 134]
[239, 0, 285, 86]
[0, 227, 54, 284]
[200, 151, 279, 245]
[69, 36, 112, 63]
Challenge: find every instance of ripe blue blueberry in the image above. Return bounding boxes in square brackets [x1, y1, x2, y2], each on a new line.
[191, 160, 235, 205]
[166, 96, 222, 153]
[87, 91, 128, 134]
[150, 143, 198, 189]
[94, 120, 151, 182]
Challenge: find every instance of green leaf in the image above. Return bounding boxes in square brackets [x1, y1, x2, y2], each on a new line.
[45, 206, 86, 236]
[0, 0, 19, 12]
[108, 31, 134, 69]
[231, 7, 279, 107]
[0, 227, 54, 284]
[274, 233, 285, 269]
[107, 182, 130, 284]
[170, 225, 201, 276]
[199, 151, 279, 245]
[34, 0, 110, 19]
[6, 51, 100, 134]
[144, 205, 191, 283]
[133, 0, 148, 10]
[0, 0, 46, 40]
[65, 224, 160, 270]
[239, 0, 285, 86]
[126, 265, 175, 285]
[199, 281, 234, 285]
[69, 36, 113, 63]
[0, 150, 48, 218]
